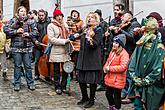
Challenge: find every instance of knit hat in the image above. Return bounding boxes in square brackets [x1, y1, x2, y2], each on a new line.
[95, 9, 102, 18]
[146, 12, 163, 27]
[53, 4, 64, 17]
[113, 34, 126, 48]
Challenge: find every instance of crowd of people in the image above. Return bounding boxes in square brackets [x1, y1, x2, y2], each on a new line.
[0, 3, 165, 110]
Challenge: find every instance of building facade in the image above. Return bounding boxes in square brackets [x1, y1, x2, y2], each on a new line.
[2, 0, 165, 24]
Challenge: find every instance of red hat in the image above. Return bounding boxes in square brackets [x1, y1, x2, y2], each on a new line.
[53, 4, 64, 17]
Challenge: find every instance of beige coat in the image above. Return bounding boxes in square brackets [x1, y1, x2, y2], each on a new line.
[47, 23, 70, 62]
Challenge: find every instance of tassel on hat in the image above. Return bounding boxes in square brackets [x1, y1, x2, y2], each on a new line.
[53, 3, 64, 17]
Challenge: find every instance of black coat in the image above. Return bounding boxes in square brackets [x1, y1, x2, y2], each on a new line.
[76, 26, 103, 71]
[119, 18, 141, 55]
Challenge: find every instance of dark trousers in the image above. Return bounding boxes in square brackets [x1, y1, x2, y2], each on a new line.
[79, 83, 97, 102]
[105, 86, 122, 109]
[53, 62, 68, 90]
[34, 48, 42, 77]
[70, 51, 79, 79]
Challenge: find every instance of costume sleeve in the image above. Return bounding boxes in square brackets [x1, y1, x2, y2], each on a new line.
[143, 47, 165, 85]
[128, 47, 139, 78]
[109, 50, 129, 73]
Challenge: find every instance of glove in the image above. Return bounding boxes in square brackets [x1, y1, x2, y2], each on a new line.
[133, 77, 143, 87]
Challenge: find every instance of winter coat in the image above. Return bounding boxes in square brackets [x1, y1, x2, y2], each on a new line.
[0, 29, 10, 53]
[35, 17, 51, 42]
[3, 16, 38, 50]
[119, 18, 141, 55]
[47, 22, 70, 63]
[71, 20, 83, 51]
[104, 49, 129, 89]
[76, 25, 103, 70]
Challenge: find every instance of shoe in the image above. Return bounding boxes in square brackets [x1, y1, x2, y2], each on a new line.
[2, 72, 8, 80]
[14, 86, 20, 91]
[55, 89, 62, 95]
[96, 85, 106, 91]
[62, 89, 69, 94]
[28, 85, 35, 91]
[34, 75, 39, 80]
[121, 95, 126, 99]
[44, 76, 51, 82]
[121, 98, 132, 104]
[77, 98, 89, 105]
[84, 100, 94, 108]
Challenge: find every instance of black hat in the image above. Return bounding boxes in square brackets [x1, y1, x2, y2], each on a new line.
[95, 9, 102, 17]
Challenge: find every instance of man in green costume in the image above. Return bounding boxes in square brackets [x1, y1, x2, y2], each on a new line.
[128, 16, 165, 110]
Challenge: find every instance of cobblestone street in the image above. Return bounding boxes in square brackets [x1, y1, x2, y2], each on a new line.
[0, 59, 133, 110]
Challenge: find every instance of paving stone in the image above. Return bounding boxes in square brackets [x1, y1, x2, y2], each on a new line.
[0, 59, 134, 110]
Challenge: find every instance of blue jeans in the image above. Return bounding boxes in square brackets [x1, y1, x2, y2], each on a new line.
[122, 70, 132, 97]
[12, 52, 34, 86]
[34, 49, 42, 76]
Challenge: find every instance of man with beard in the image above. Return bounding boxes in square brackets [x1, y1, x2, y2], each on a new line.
[33, 9, 51, 80]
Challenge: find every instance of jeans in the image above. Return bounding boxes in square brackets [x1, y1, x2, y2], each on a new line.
[121, 70, 132, 97]
[34, 49, 42, 77]
[12, 52, 34, 86]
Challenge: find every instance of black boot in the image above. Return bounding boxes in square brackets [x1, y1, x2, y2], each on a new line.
[77, 83, 89, 105]
[54, 63, 62, 95]
[84, 84, 97, 108]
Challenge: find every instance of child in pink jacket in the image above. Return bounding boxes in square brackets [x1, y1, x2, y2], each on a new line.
[103, 34, 129, 110]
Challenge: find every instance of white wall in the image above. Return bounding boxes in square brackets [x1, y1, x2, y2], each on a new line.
[3, 0, 165, 25]
[3, 0, 14, 19]
[62, 0, 113, 21]
[30, 0, 55, 17]
[134, 0, 165, 24]
[62, 0, 165, 25]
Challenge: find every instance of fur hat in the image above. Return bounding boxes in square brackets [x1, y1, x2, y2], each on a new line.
[113, 34, 126, 48]
[53, 4, 64, 17]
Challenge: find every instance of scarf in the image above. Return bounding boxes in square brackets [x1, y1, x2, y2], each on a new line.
[52, 20, 68, 39]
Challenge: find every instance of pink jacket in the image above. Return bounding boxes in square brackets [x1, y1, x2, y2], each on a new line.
[104, 49, 129, 89]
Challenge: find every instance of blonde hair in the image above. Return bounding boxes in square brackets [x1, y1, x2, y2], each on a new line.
[85, 12, 100, 26]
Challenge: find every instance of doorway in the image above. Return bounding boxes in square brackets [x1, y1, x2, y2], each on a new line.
[14, 0, 30, 14]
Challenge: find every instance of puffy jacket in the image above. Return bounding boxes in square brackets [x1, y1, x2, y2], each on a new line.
[104, 49, 129, 89]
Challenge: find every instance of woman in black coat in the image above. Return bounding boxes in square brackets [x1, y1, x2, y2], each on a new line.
[71, 12, 103, 108]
